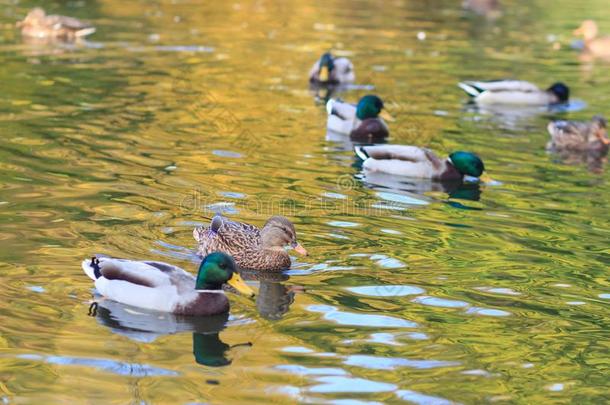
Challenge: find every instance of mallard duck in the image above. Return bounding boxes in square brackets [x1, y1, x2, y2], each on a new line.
[193, 215, 308, 272]
[458, 80, 569, 105]
[81, 252, 254, 316]
[574, 20, 610, 58]
[17, 8, 95, 40]
[547, 115, 609, 152]
[355, 145, 488, 181]
[309, 52, 355, 85]
[327, 95, 392, 142]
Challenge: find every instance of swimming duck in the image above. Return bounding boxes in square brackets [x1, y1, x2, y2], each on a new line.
[458, 80, 569, 105]
[17, 8, 95, 40]
[327, 95, 392, 142]
[547, 115, 610, 152]
[573, 20, 610, 58]
[193, 215, 308, 272]
[81, 252, 254, 316]
[309, 52, 355, 85]
[355, 144, 488, 181]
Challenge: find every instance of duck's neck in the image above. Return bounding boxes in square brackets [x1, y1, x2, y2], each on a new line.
[438, 159, 463, 181]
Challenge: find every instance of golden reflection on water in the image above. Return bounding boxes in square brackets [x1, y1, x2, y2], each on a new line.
[0, 0, 609, 403]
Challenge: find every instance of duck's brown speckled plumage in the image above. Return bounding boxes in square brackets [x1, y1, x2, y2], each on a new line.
[547, 116, 610, 152]
[193, 215, 304, 272]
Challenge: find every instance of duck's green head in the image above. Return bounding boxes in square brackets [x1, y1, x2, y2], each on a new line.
[196, 252, 254, 297]
[318, 52, 335, 82]
[449, 151, 485, 177]
[356, 95, 384, 120]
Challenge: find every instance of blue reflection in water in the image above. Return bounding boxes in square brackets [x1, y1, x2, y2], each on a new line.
[347, 285, 425, 297]
[17, 354, 178, 377]
[396, 389, 457, 405]
[307, 305, 418, 328]
[275, 365, 348, 376]
[309, 376, 397, 394]
[344, 355, 460, 370]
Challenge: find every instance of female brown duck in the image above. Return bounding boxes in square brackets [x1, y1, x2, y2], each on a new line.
[17, 8, 95, 41]
[547, 116, 609, 152]
[194, 215, 307, 272]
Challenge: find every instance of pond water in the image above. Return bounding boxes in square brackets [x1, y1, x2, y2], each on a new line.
[1, 0, 609, 403]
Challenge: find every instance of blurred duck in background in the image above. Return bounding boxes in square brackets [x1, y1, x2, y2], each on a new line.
[327, 95, 392, 143]
[547, 116, 609, 153]
[462, 0, 502, 20]
[458, 80, 569, 106]
[309, 52, 355, 86]
[573, 20, 610, 59]
[17, 8, 95, 41]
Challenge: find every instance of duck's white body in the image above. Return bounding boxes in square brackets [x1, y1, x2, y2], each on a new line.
[355, 145, 454, 179]
[458, 80, 556, 105]
[309, 57, 355, 84]
[81, 256, 227, 315]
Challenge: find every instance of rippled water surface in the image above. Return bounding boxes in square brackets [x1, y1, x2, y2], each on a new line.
[1, 0, 609, 403]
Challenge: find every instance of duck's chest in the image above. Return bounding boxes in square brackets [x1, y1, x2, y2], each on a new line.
[174, 292, 229, 316]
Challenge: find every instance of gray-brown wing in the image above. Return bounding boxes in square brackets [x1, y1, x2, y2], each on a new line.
[47, 14, 92, 30]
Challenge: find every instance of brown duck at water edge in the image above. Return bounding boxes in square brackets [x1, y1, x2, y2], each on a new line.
[547, 116, 610, 153]
[573, 20, 610, 59]
[193, 215, 308, 272]
[17, 8, 95, 41]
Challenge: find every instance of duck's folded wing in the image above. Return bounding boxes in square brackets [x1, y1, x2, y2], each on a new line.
[357, 145, 432, 162]
[548, 120, 585, 137]
[334, 57, 355, 81]
[48, 14, 92, 30]
[327, 99, 356, 120]
[97, 258, 174, 287]
[218, 219, 261, 249]
[470, 80, 540, 92]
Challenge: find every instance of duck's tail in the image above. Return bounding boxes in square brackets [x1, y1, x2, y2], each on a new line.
[82, 256, 102, 280]
[75, 27, 96, 38]
[326, 99, 336, 116]
[457, 81, 484, 97]
[354, 145, 370, 161]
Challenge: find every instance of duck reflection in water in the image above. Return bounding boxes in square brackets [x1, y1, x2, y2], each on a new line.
[358, 168, 482, 203]
[91, 299, 251, 367]
[241, 270, 303, 320]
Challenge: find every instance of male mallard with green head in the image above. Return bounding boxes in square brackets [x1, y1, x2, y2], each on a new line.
[17, 8, 95, 41]
[309, 52, 355, 85]
[547, 115, 610, 153]
[355, 145, 489, 181]
[194, 215, 308, 272]
[327, 95, 393, 143]
[81, 252, 254, 316]
[458, 80, 569, 106]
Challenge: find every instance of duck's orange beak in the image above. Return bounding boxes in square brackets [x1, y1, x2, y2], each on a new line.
[293, 243, 308, 256]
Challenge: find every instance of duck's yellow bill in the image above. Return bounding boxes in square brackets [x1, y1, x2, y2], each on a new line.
[319, 66, 330, 82]
[380, 110, 395, 122]
[227, 273, 255, 297]
[479, 173, 493, 183]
